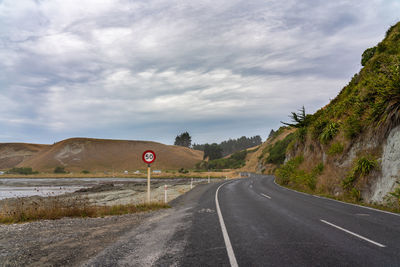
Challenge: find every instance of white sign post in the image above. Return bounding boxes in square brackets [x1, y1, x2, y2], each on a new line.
[142, 150, 156, 204]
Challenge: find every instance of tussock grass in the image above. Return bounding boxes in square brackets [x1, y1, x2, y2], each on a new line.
[0, 197, 169, 224]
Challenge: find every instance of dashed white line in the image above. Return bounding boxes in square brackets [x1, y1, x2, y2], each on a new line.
[260, 193, 271, 199]
[320, 219, 386, 248]
[216, 182, 239, 267]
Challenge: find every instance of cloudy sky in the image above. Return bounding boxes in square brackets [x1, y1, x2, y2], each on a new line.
[0, 0, 399, 145]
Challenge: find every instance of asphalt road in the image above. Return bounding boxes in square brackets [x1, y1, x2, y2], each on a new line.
[85, 174, 400, 266]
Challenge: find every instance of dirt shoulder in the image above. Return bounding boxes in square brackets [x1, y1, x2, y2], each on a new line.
[0, 179, 223, 266]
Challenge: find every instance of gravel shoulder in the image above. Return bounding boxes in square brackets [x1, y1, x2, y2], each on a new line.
[0, 179, 221, 266]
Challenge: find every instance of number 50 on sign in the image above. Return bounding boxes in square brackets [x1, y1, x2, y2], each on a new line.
[142, 150, 156, 165]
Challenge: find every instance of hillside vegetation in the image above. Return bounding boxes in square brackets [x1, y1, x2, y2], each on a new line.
[0, 138, 203, 173]
[243, 22, 400, 209]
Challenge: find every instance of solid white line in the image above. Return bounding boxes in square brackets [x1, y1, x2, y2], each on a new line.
[260, 193, 271, 199]
[216, 182, 239, 267]
[273, 178, 400, 217]
[320, 219, 386, 248]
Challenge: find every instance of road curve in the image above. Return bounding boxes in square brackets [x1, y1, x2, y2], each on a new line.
[84, 174, 400, 266]
[212, 174, 400, 266]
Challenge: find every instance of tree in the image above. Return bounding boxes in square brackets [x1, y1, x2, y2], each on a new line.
[174, 132, 192, 147]
[54, 166, 67, 173]
[203, 143, 223, 160]
[280, 106, 311, 128]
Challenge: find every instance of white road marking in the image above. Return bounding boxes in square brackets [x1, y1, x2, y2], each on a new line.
[216, 182, 239, 267]
[260, 193, 271, 199]
[273, 178, 400, 217]
[320, 219, 386, 248]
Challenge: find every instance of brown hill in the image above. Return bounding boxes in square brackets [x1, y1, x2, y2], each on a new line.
[0, 138, 203, 172]
[0, 143, 50, 169]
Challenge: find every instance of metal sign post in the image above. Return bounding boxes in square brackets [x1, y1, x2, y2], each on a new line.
[142, 150, 156, 204]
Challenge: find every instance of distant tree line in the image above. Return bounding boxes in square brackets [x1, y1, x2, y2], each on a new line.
[193, 135, 262, 159]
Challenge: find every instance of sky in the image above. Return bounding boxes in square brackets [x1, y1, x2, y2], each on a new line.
[0, 0, 399, 145]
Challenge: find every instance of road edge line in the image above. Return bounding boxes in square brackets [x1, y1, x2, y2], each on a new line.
[320, 219, 386, 248]
[215, 181, 239, 267]
[272, 177, 400, 217]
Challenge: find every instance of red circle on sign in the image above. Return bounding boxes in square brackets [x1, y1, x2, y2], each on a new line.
[142, 150, 156, 164]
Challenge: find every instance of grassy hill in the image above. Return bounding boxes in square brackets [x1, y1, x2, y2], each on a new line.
[0, 143, 50, 169]
[0, 138, 203, 173]
[243, 22, 400, 208]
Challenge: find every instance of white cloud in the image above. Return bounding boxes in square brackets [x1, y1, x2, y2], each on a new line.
[0, 0, 399, 144]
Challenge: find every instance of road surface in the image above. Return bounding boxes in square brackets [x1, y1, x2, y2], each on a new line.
[86, 174, 400, 266]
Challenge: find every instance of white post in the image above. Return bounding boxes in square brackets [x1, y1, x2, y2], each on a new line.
[147, 165, 151, 204]
[208, 175, 210, 184]
[190, 178, 193, 189]
[225, 176, 228, 180]
[164, 184, 167, 203]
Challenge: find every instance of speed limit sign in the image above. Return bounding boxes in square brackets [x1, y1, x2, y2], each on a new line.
[142, 150, 156, 164]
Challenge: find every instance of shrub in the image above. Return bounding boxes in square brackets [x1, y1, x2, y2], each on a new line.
[296, 127, 307, 143]
[54, 166, 67, 174]
[200, 150, 247, 170]
[342, 155, 378, 191]
[361, 46, 376, 66]
[344, 116, 362, 139]
[312, 163, 324, 176]
[328, 142, 344, 155]
[275, 156, 304, 185]
[7, 167, 38, 175]
[81, 170, 90, 174]
[265, 133, 295, 165]
[178, 168, 189, 174]
[320, 122, 340, 144]
[389, 182, 400, 207]
[353, 156, 378, 177]
[311, 119, 329, 140]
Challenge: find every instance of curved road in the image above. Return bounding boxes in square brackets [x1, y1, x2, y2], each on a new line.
[86, 174, 400, 266]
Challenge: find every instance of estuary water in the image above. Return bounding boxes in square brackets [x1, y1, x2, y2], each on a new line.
[0, 178, 148, 200]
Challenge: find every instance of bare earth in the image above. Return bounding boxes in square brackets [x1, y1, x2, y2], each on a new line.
[0, 179, 216, 266]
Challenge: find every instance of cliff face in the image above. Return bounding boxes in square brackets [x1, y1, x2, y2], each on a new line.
[245, 22, 400, 205]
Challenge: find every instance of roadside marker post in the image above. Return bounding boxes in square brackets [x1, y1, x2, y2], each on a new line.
[164, 184, 168, 203]
[190, 178, 193, 189]
[142, 150, 156, 204]
[208, 175, 210, 184]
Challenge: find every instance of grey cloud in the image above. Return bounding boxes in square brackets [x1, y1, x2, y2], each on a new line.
[0, 0, 399, 144]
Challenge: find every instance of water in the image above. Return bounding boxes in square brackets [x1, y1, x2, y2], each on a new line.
[0, 177, 147, 200]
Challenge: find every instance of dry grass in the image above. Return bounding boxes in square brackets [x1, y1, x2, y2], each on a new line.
[0, 169, 236, 179]
[1, 137, 203, 172]
[0, 196, 169, 224]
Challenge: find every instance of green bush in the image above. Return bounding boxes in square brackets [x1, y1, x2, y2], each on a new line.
[199, 150, 247, 170]
[320, 122, 340, 144]
[353, 156, 378, 176]
[178, 168, 189, 174]
[275, 156, 319, 191]
[344, 116, 362, 139]
[361, 46, 376, 66]
[312, 163, 324, 176]
[342, 155, 378, 191]
[296, 127, 307, 143]
[54, 166, 67, 174]
[81, 170, 90, 174]
[311, 119, 329, 140]
[265, 133, 295, 165]
[328, 142, 344, 155]
[389, 182, 400, 207]
[275, 156, 304, 185]
[7, 167, 38, 175]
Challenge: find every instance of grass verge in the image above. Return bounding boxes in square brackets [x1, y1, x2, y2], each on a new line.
[0, 197, 170, 224]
